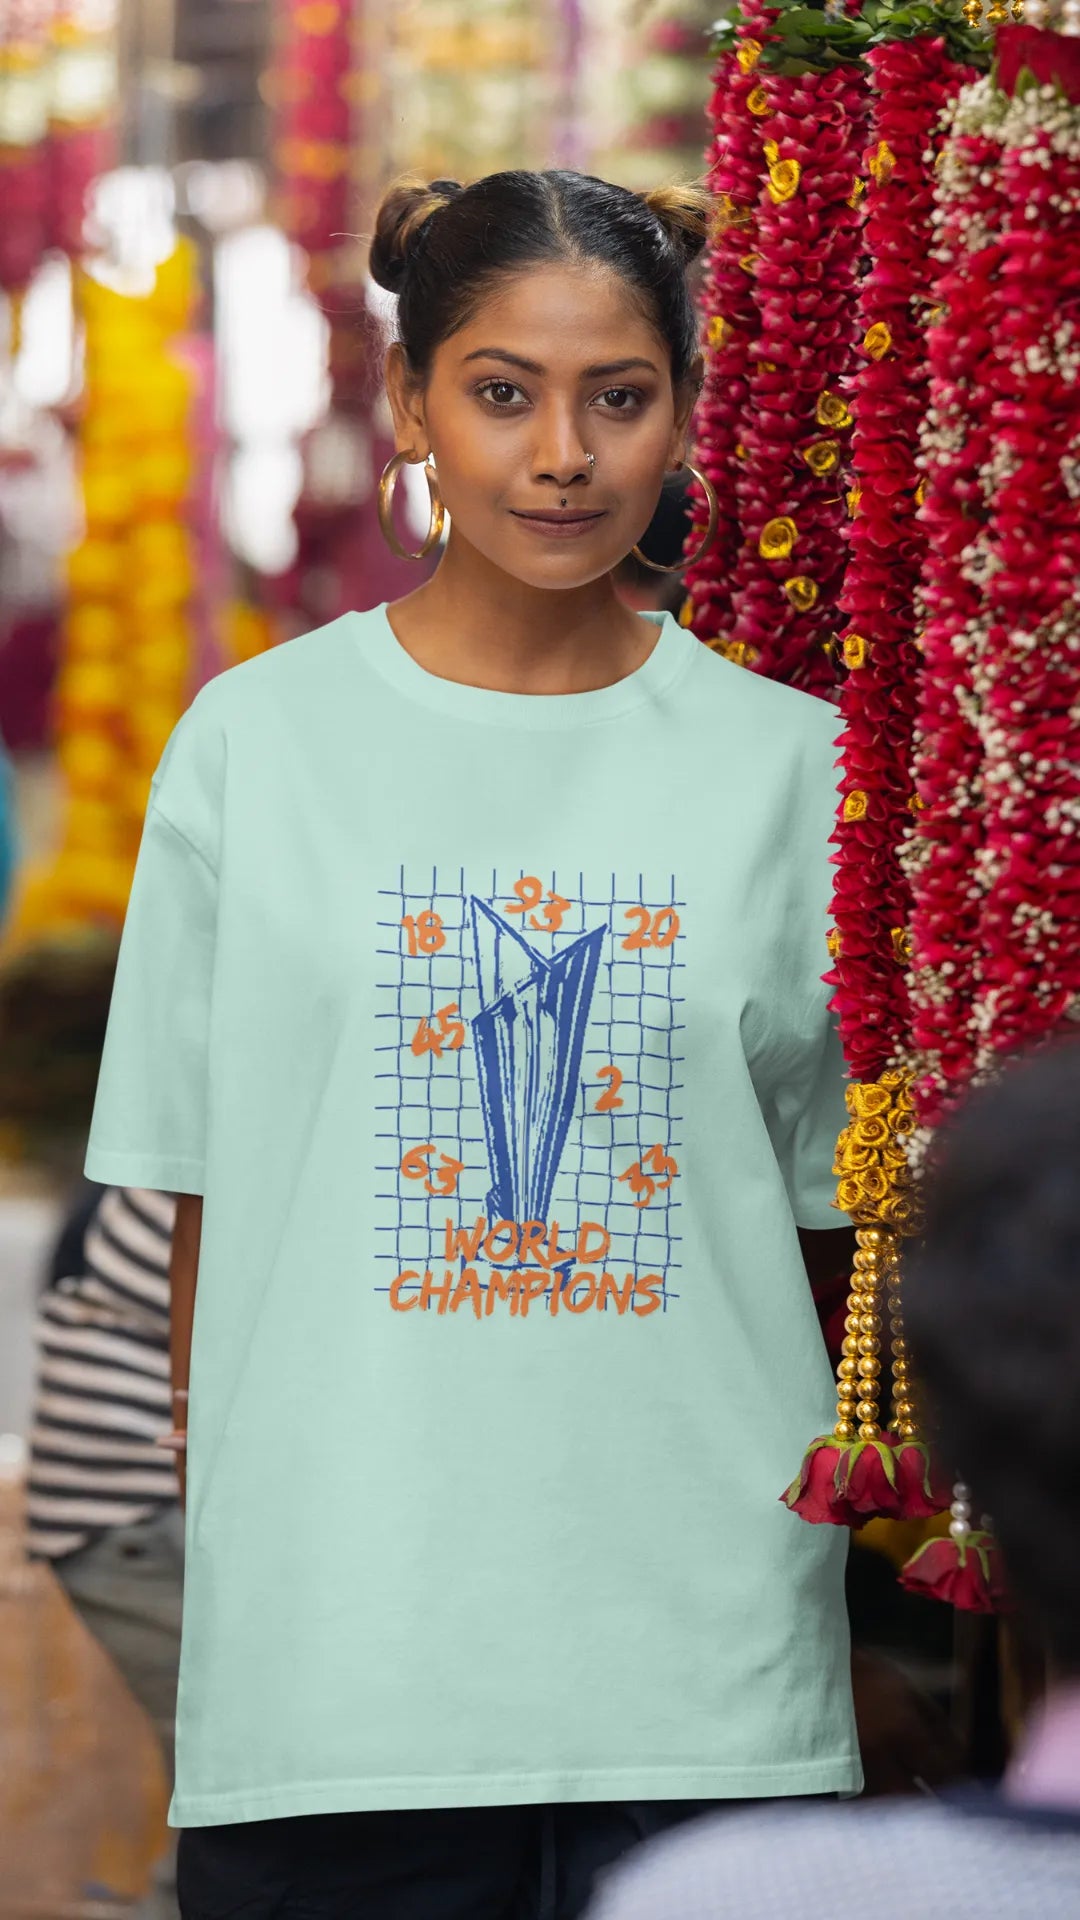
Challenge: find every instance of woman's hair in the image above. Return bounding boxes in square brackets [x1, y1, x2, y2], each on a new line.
[368, 170, 711, 389]
[905, 1039, 1080, 1672]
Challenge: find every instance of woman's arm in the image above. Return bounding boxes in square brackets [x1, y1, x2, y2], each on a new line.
[169, 1191, 203, 1504]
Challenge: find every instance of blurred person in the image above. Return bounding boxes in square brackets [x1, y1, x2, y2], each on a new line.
[85, 170, 859, 1920]
[586, 1040, 1080, 1920]
[27, 1184, 182, 1920]
[0, 732, 15, 921]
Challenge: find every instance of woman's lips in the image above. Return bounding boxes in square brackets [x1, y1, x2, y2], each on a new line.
[510, 510, 608, 541]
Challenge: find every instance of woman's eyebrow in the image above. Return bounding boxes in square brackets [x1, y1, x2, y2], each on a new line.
[460, 348, 661, 379]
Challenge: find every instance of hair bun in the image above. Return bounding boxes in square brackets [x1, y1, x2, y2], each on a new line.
[369, 175, 464, 294]
[642, 183, 712, 268]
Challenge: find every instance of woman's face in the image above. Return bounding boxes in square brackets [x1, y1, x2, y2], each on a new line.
[386, 259, 697, 590]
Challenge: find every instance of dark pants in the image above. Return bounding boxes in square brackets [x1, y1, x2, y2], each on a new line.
[177, 1800, 717, 1920]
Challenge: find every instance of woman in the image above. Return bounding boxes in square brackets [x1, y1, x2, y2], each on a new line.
[85, 170, 860, 1920]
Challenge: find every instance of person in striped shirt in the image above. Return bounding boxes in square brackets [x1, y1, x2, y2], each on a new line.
[28, 1183, 181, 1920]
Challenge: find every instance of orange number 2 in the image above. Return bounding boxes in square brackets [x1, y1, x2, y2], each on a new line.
[410, 1001, 466, 1060]
[594, 1065, 625, 1112]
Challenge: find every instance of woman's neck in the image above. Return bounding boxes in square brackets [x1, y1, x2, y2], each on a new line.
[386, 542, 658, 697]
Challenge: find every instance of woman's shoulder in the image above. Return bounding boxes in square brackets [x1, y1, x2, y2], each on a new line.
[188, 611, 364, 725]
[148, 613, 367, 825]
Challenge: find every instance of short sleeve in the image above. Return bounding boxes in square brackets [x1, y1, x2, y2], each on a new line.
[769, 1002, 848, 1230]
[763, 711, 848, 1231]
[85, 709, 220, 1194]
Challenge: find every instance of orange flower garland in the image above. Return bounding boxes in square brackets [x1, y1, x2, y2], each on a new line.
[11, 245, 199, 942]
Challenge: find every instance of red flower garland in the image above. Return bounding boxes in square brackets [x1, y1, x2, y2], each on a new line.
[47, 0, 120, 260]
[830, 38, 976, 1088]
[898, 57, 1080, 1609]
[785, 36, 981, 1535]
[0, 1, 52, 302]
[725, 61, 867, 693]
[267, 0, 354, 283]
[973, 82, 1080, 1066]
[684, 12, 771, 645]
[906, 79, 1007, 1135]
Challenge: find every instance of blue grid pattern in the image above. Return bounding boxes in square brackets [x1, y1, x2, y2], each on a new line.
[374, 865, 685, 1309]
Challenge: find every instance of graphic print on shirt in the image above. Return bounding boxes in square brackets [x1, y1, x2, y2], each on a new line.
[376, 867, 685, 1319]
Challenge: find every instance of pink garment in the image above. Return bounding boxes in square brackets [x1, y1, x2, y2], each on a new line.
[1007, 1682, 1080, 1813]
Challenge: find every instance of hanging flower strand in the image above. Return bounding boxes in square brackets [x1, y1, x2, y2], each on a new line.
[784, 21, 986, 1535]
[971, 67, 1080, 1072]
[725, 57, 868, 693]
[683, 10, 773, 646]
[905, 74, 1009, 1144]
[829, 36, 977, 1095]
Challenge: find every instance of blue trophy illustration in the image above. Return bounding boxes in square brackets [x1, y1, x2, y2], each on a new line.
[470, 897, 604, 1224]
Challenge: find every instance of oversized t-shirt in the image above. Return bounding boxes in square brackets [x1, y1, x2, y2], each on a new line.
[86, 604, 861, 1826]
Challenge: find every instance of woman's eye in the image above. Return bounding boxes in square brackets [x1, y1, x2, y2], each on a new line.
[594, 387, 643, 413]
[477, 380, 527, 408]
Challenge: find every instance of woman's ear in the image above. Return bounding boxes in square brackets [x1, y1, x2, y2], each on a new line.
[384, 342, 429, 456]
[668, 354, 704, 467]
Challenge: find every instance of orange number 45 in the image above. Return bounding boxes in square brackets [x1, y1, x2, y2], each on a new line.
[410, 1002, 465, 1060]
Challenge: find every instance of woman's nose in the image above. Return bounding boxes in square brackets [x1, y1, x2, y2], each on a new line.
[531, 411, 593, 490]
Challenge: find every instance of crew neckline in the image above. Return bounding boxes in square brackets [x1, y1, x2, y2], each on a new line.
[350, 601, 696, 730]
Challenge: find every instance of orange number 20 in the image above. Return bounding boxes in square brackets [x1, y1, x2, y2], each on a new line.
[622, 906, 680, 951]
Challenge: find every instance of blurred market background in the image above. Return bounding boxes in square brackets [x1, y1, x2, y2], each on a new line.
[0, 1, 713, 1909]
[3, 0, 1026, 1901]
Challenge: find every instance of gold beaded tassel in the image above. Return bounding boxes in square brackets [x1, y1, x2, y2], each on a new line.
[888, 1250, 918, 1441]
[834, 1227, 892, 1442]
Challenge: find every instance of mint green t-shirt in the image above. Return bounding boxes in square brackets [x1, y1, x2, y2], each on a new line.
[86, 604, 861, 1826]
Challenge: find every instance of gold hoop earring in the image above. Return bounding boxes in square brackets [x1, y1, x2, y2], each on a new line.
[631, 463, 719, 574]
[378, 452, 446, 561]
